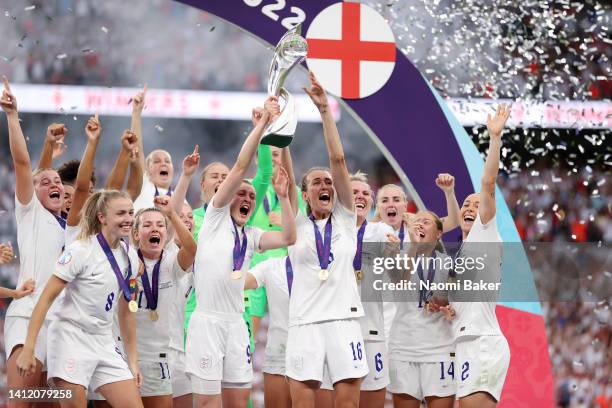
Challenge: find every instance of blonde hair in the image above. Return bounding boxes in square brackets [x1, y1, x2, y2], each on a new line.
[32, 167, 58, 184]
[77, 190, 131, 240]
[200, 161, 228, 184]
[131, 207, 168, 246]
[145, 149, 171, 172]
[349, 170, 368, 184]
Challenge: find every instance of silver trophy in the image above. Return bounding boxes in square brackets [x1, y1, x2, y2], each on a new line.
[261, 24, 308, 147]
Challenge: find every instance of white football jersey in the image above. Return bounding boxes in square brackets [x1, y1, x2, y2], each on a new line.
[358, 221, 394, 342]
[389, 250, 455, 362]
[288, 202, 363, 326]
[54, 235, 139, 334]
[194, 197, 263, 315]
[7, 195, 65, 319]
[450, 213, 503, 339]
[133, 173, 171, 212]
[135, 249, 191, 361]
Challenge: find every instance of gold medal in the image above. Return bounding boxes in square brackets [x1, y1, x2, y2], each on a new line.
[128, 300, 138, 313]
[149, 310, 159, 322]
[231, 271, 242, 280]
[355, 270, 363, 282]
[318, 269, 329, 281]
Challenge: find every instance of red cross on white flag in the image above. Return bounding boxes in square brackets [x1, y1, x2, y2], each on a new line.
[306, 2, 396, 99]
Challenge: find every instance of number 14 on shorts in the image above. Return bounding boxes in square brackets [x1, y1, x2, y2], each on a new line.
[440, 361, 470, 381]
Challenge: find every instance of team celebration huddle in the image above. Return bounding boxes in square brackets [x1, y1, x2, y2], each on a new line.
[1, 70, 512, 408]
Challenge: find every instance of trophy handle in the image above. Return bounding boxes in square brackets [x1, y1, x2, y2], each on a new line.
[261, 88, 297, 148]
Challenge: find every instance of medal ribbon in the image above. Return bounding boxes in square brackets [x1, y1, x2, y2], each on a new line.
[232, 221, 248, 272]
[285, 257, 294, 296]
[309, 215, 332, 270]
[353, 220, 367, 272]
[398, 221, 405, 250]
[263, 193, 278, 215]
[137, 249, 163, 310]
[96, 233, 132, 301]
[154, 185, 173, 197]
[51, 211, 66, 230]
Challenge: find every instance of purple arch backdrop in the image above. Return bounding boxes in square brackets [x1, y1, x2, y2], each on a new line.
[176, 1, 555, 406]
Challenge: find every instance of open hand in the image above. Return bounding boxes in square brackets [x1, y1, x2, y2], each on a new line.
[303, 71, 329, 112]
[486, 104, 511, 139]
[272, 166, 289, 198]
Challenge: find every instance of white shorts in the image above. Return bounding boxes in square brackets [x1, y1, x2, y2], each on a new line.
[4, 316, 49, 368]
[46, 320, 133, 392]
[262, 336, 287, 376]
[361, 341, 389, 391]
[185, 311, 252, 383]
[388, 358, 455, 399]
[455, 335, 510, 402]
[87, 339, 124, 401]
[285, 319, 369, 385]
[169, 348, 192, 397]
[139, 357, 172, 397]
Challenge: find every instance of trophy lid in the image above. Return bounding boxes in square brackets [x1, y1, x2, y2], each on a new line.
[268, 24, 308, 96]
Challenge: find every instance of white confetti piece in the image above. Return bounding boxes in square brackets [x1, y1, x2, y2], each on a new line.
[24, 5, 36, 11]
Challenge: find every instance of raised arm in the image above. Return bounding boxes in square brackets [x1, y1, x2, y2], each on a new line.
[172, 146, 200, 213]
[480, 104, 511, 225]
[67, 115, 101, 226]
[106, 130, 137, 192]
[126, 143, 143, 201]
[281, 147, 299, 215]
[131, 85, 147, 172]
[2, 76, 33, 205]
[303, 72, 353, 211]
[16, 276, 67, 377]
[259, 167, 297, 250]
[37, 123, 68, 170]
[213, 104, 271, 208]
[156, 196, 197, 270]
[435, 173, 461, 233]
[250, 144, 273, 218]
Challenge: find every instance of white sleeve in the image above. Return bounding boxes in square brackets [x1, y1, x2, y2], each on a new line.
[170, 250, 193, 279]
[250, 227, 265, 253]
[54, 242, 87, 283]
[202, 195, 231, 233]
[332, 200, 357, 231]
[14, 193, 38, 220]
[249, 259, 272, 288]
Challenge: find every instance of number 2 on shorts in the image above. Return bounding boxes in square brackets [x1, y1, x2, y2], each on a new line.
[350, 341, 363, 361]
